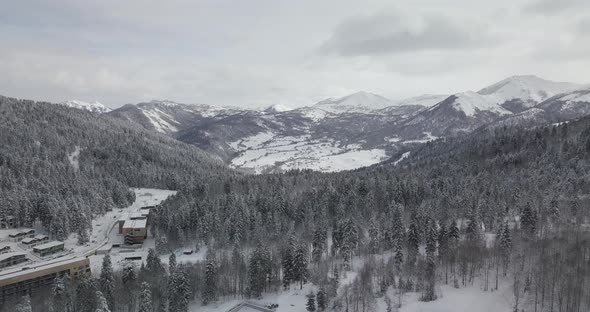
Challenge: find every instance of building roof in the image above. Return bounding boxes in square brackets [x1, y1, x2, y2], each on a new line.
[33, 241, 64, 251]
[123, 219, 147, 229]
[34, 235, 48, 240]
[21, 238, 36, 244]
[227, 302, 275, 312]
[0, 257, 88, 285]
[0, 252, 27, 262]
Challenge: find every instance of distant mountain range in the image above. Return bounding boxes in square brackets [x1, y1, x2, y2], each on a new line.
[61, 75, 590, 173]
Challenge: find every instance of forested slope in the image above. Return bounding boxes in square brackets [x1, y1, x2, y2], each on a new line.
[147, 115, 590, 311]
[0, 95, 232, 240]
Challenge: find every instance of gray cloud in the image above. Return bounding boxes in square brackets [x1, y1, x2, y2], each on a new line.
[319, 12, 491, 56]
[577, 16, 590, 35]
[0, 0, 589, 108]
[523, 0, 588, 15]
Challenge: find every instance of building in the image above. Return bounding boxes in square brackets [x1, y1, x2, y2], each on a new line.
[227, 302, 276, 312]
[0, 216, 16, 229]
[8, 229, 35, 242]
[0, 252, 28, 269]
[0, 257, 90, 302]
[20, 235, 49, 248]
[122, 219, 147, 244]
[33, 241, 64, 257]
[0, 246, 10, 255]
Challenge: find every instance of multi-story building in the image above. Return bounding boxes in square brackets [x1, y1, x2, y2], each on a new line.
[33, 241, 64, 257]
[0, 252, 28, 269]
[0, 257, 90, 302]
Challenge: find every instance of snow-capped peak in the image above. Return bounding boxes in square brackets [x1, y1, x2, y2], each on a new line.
[264, 104, 293, 113]
[313, 91, 396, 113]
[61, 100, 111, 113]
[393, 94, 449, 108]
[446, 91, 512, 117]
[478, 75, 581, 106]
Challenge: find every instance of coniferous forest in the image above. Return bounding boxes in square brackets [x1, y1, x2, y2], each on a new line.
[3, 96, 590, 312]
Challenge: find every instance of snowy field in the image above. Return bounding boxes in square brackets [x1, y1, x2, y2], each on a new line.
[229, 133, 388, 173]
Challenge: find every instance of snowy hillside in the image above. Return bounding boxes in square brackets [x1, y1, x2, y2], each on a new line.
[263, 104, 293, 113]
[106, 75, 590, 174]
[478, 75, 580, 107]
[444, 91, 512, 117]
[394, 94, 449, 108]
[61, 100, 111, 113]
[313, 91, 397, 113]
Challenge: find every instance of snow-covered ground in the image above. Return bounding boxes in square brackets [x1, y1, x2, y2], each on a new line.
[229, 134, 387, 173]
[67, 146, 81, 171]
[83, 188, 178, 273]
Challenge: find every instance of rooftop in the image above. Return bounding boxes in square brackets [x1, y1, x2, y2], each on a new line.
[33, 241, 64, 251]
[0, 257, 87, 283]
[0, 252, 27, 262]
[123, 219, 147, 229]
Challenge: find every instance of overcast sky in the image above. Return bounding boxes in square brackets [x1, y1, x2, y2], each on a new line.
[1, 0, 590, 109]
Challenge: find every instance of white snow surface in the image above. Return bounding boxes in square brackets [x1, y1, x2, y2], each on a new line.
[140, 107, 180, 133]
[264, 104, 293, 113]
[560, 90, 590, 104]
[60, 100, 111, 113]
[394, 94, 449, 108]
[229, 133, 387, 173]
[393, 151, 410, 166]
[478, 75, 580, 106]
[313, 91, 397, 113]
[67, 146, 81, 171]
[449, 92, 512, 117]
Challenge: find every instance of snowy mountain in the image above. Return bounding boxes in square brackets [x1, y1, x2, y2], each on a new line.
[535, 88, 590, 120]
[444, 91, 512, 117]
[393, 94, 449, 108]
[478, 75, 581, 112]
[60, 100, 111, 113]
[313, 91, 397, 113]
[107, 100, 234, 134]
[106, 75, 590, 173]
[263, 104, 293, 113]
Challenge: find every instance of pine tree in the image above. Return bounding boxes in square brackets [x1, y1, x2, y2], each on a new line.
[146, 248, 164, 274]
[99, 254, 115, 310]
[52, 275, 72, 312]
[312, 228, 327, 262]
[15, 295, 32, 312]
[292, 240, 309, 289]
[306, 292, 316, 312]
[407, 221, 420, 266]
[169, 269, 191, 312]
[76, 275, 98, 312]
[202, 255, 218, 304]
[520, 202, 537, 236]
[169, 252, 177, 273]
[499, 223, 512, 275]
[248, 242, 270, 298]
[316, 288, 327, 311]
[95, 291, 111, 312]
[423, 223, 437, 301]
[138, 282, 153, 312]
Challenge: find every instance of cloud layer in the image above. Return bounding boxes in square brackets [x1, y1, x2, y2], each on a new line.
[0, 0, 589, 108]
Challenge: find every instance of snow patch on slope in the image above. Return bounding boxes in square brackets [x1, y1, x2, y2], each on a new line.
[394, 94, 449, 108]
[451, 92, 512, 117]
[314, 91, 396, 113]
[67, 146, 81, 171]
[478, 75, 580, 106]
[140, 108, 180, 133]
[61, 100, 111, 113]
[230, 134, 387, 173]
